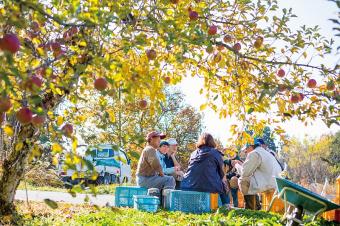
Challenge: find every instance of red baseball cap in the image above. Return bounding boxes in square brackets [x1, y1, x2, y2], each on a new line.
[146, 131, 166, 141]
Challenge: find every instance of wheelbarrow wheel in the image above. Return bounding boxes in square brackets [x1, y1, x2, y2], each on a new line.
[286, 206, 303, 226]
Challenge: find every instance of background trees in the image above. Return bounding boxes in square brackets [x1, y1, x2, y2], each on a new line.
[281, 132, 340, 184]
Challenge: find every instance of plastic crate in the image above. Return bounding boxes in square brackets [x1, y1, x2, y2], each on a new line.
[168, 190, 211, 214]
[261, 189, 284, 213]
[115, 186, 148, 207]
[133, 195, 160, 213]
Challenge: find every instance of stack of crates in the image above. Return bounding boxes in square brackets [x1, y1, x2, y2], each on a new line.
[115, 186, 148, 207]
[133, 195, 160, 213]
[261, 189, 284, 213]
[322, 176, 340, 222]
[167, 190, 211, 214]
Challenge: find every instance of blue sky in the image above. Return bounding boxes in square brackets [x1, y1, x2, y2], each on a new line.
[178, 0, 339, 144]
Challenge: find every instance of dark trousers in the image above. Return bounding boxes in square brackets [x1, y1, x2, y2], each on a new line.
[220, 188, 239, 206]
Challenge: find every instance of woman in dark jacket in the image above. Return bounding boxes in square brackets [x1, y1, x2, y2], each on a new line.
[181, 133, 228, 204]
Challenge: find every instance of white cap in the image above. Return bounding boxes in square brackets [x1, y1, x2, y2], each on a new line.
[167, 138, 178, 145]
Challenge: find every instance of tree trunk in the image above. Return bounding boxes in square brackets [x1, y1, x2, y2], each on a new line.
[0, 124, 35, 216]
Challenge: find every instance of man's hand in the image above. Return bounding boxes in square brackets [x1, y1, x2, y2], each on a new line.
[175, 170, 184, 176]
[174, 165, 181, 171]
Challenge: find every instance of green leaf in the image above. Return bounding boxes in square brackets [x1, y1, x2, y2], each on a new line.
[44, 199, 58, 209]
[247, 108, 254, 114]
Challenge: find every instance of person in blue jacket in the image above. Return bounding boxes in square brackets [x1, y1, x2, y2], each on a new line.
[181, 133, 228, 205]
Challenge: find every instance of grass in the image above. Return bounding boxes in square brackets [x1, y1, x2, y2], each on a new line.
[10, 201, 337, 226]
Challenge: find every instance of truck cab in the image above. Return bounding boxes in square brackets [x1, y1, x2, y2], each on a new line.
[58, 143, 132, 185]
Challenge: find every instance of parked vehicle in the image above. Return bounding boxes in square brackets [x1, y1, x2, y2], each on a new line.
[58, 143, 132, 186]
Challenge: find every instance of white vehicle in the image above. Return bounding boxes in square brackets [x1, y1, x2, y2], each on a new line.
[58, 144, 132, 185]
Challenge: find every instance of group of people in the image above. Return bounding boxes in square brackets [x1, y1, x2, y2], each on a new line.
[136, 131, 283, 209]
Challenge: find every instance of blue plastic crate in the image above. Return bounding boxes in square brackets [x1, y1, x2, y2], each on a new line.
[115, 186, 148, 207]
[169, 190, 211, 214]
[133, 195, 160, 213]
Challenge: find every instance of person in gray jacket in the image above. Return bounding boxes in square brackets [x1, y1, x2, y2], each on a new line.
[236, 142, 282, 210]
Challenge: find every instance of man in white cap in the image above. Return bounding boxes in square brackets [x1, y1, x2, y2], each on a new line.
[136, 131, 175, 189]
[165, 138, 183, 188]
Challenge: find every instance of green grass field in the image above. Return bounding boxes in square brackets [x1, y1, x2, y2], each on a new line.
[12, 201, 337, 226]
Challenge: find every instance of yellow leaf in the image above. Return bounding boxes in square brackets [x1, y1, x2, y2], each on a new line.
[52, 143, 63, 153]
[303, 52, 307, 58]
[79, 41, 87, 47]
[52, 156, 58, 166]
[72, 139, 78, 152]
[57, 116, 63, 126]
[15, 142, 24, 151]
[277, 98, 286, 113]
[72, 171, 79, 180]
[4, 125, 14, 136]
[200, 104, 207, 111]
[31, 59, 40, 68]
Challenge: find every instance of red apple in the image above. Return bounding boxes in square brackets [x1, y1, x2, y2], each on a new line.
[208, 25, 217, 35]
[139, 99, 148, 109]
[62, 123, 73, 137]
[25, 76, 43, 91]
[217, 45, 224, 51]
[298, 93, 304, 102]
[189, 10, 199, 21]
[16, 107, 33, 124]
[32, 115, 46, 126]
[290, 94, 299, 103]
[223, 35, 233, 43]
[163, 76, 171, 84]
[146, 49, 157, 60]
[277, 69, 285, 77]
[327, 81, 335, 91]
[307, 79, 317, 88]
[0, 34, 20, 54]
[233, 43, 241, 52]
[51, 42, 61, 52]
[94, 77, 108, 91]
[0, 97, 12, 112]
[0, 112, 5, 124]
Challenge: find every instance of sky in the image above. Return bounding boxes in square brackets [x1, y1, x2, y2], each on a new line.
[178, 0, 340, 144]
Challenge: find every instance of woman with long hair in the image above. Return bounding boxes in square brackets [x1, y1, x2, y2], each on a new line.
[181, 133, 228, 205]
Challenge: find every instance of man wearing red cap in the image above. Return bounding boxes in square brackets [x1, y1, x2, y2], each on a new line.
[136, 131, 176, 189]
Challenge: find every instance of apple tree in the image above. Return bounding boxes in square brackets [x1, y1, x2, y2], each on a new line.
[0, 0, 338, 219]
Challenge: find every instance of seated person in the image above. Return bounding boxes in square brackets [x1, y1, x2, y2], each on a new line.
[181, 133, 228, 205]
[237, 142, 282, 210]
[157, 141, 184, 178]
[165, 138, 183, 189]
[223, 153, 242, 207]
[136, 131, 175, 190]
